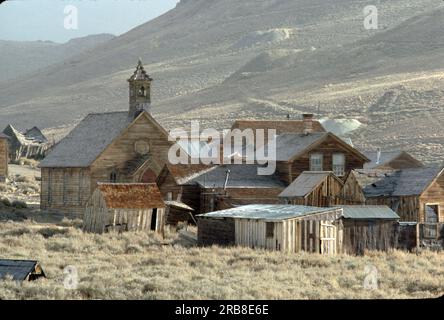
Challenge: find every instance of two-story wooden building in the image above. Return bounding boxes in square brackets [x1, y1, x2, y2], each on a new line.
[40, 60, 173, 217]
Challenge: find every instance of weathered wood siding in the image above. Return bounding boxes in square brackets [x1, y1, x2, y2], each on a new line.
[197, 218, 235, 246]
[89, 113, 171, 189]
[40, 167, 91, 217]
[419, 171, 444, 223]
[157, 172, 202, 212]
[0, 138, 8, 182]
[340, 172, 366, 205]
[83, 188, 165, 234]
[340, 219, 398, 255]
[285, 175, 344, 207]
[287, 136, 366, 182]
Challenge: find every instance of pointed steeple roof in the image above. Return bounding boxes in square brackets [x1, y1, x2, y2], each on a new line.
[128, 58, 153, 82]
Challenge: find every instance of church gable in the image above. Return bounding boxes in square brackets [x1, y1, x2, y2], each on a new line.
[91, 111, 172, 175]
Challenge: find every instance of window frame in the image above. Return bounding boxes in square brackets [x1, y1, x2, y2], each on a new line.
[266, 222, 274, 238]
[332, 153, 346, 177]
[310, 153, 323, 171]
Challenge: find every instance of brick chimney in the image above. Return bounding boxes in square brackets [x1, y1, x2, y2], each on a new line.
[302, 114, 314, 134]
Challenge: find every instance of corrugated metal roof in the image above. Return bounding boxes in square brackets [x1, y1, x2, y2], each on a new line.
[190, 164, 286, 189]
[0, 260, 41, 281]
[40, 112, 131, 168]
[279, 171, 336, 198]
[97, 183, 165, 209]
[197, 204, 339, 221]
[338, 205, 400, 220]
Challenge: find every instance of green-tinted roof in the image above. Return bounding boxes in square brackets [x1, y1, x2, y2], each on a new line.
[338, 205, 400, 220]
[197, 204, 339, 221]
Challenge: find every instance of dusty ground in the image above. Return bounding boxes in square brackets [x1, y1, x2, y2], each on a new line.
[0, 221, 443, 300]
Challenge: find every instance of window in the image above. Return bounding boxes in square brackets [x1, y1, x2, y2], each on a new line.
[425, 204, 439, 223]
[167, 192, 173, 201]
[310, 153, 323, 171]
[333, 153, 345, 176]
[110, 171, 117, 183]
[266, 222, 274, 238]
[138, 86, 146, 97]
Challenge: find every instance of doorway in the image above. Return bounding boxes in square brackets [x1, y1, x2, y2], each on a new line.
[150, 208, 158, 231]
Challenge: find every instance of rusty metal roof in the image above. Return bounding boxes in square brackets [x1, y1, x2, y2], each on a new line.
[97, 183, 165, 209]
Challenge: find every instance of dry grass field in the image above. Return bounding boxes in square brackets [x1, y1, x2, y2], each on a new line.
[0, 221, 443, 300]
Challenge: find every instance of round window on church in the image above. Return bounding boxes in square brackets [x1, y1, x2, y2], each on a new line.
[134, 140, 150, 155]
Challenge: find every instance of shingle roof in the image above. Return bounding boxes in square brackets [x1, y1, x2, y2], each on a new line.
[279, 171, 341, 198]
[338, 205, 400, 219]
[40, 112, 131, 168]
[231, 120, 326, 134]
[352, 166, 444, 197]
[164, 163, 216, 185]
[190, 164, 286, 189]
[97, 183, 165, 209]
[198, 204, 339, 221]
[0, 260, 44, 281]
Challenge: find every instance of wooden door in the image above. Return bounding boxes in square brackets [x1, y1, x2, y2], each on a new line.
[320, 222, 336, 255]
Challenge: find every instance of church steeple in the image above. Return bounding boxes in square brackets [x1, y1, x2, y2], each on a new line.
[128, 59, 153, 119]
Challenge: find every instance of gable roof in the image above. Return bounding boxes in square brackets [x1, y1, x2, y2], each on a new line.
[279, 171, 343, 198]
[190, 164, 286, 189]
[197, 204, 339, 221]
[257, 132, 369, 162]
[3, 124, 44, 146]
[0, 259, 45, 281]
[363, 150, 423, 169]
[96, 183, 165, 209]
[231, 120, 326, 134]
[25, 126, 48, 143]
[338, 205, 400, 219]
[351, 166, 444, 197]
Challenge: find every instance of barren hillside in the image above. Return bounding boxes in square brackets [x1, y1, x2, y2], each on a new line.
[0, 0, 443, 162]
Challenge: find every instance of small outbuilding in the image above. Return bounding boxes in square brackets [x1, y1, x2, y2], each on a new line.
[0, 259, 46, 281]
[197, 205, 343, 254]
[279, 171, 344, 206]
[165, 200, 195, 226]
[83, 183, 166, 234]
[0, 133, 9, 182]
[338, 205, 400, 255]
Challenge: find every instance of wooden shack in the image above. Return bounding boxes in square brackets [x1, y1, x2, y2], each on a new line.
[164, 200, 195, 226]
[279, 171, 344, 206]
[40, 61, 174, 217]
[338, 206, 400, 255]
[0, 133, 9, 182]
[363, 150, 423, 170]
[197, 205, 343, 254]
[0, 259, 46, 281]
[83, 183, 165, 234]
[2, 124, 49, 162]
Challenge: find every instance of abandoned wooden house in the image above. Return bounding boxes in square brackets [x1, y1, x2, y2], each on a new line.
[2, 124, 49, 162]
[342, 167, 444, 222]
[256, 131, 369, 184]
[197, 204, 343, 254]
[279, 171, 344, 207]
[0, 133, 9, 182]
[363, 149, 423, 169]
[342, 167, 444, 249]
[156, 163, 215, 211]
[39, 60, 174, 217]
[83, 183, 165, 234]
[0, 259, 46, 281]
[189, 164, 286, 213]
[338, 206, 400, 255]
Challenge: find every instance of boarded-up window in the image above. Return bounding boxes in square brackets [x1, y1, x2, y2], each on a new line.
[310, 153, 323, 171]
[333, 153, 345, 176]
[266, 222, 274, 238]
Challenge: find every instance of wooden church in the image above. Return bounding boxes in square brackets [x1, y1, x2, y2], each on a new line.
[40, 60, 173, 217]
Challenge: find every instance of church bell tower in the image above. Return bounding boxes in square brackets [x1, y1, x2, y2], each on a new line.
[128, 59, 153, 119]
